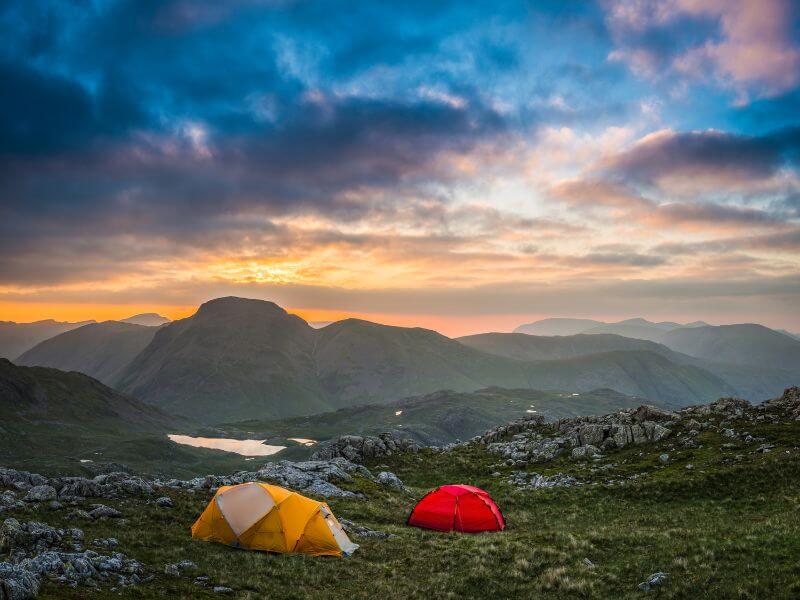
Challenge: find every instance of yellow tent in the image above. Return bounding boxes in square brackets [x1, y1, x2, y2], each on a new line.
[191, 482, 358, 557]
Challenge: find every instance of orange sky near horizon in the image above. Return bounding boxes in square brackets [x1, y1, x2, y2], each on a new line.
[0, 301, 548, 337]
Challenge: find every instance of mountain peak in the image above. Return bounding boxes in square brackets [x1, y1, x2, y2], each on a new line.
[194, 296, 289, 318]
[120, 313, 170, 327]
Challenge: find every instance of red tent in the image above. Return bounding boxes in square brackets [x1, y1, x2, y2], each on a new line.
[406, 484, 505, 533]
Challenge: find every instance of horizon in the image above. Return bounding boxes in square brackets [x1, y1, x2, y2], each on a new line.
[2, 1, 800, 336]
[2, 294, 792, 339]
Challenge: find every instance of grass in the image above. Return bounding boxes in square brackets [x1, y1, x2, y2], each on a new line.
[4, 415, 800, 599]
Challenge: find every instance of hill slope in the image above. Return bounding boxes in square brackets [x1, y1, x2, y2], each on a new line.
[0, 319, 95, 359]
[16, 321, 159, 384]
[657, 324, 800, 371]
[0, 359, 253, 476]
[222, 387, 645, 447]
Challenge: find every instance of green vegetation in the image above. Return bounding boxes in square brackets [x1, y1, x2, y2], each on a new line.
[4, 409, 798, 598]
[221, 388, 644, 446]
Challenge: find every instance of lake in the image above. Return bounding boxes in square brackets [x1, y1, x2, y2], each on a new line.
[168, 434, 287, 456]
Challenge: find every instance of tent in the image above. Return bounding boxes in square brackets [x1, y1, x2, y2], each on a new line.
[407, 484, 505, 533]
[191, 482, 358, 557]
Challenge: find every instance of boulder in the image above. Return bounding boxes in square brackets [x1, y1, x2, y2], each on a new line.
[311, 433, 420, 463]
[88, 505, 121, 520]
[375, 472, 404, 489]
[23, 486, 56, 503]
[0, 562, 40, 600]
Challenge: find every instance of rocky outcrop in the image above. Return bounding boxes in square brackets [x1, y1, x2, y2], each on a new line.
[311, 433, 421, 463]
[759, 386, 800, 421]
[159, 458, 375, 498]
[0, 469, 152, 500]
[483, 404, 674, 465]
[338, 519, 395, 539]
[0, 517, 145, 597]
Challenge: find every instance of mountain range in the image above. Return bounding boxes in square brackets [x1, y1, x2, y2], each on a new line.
[0, 318, 95, 359]
[12, 297, 753, 424]
[514, 317, 710, 341]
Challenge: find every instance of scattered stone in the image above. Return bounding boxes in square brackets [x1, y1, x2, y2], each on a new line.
[658, 454, 669, 464]
[375, 472, 404, 490]
[722, 428, 736, 438]
[154, 497, 174, 508]
[583, 558, 595, 568]
[47, 501, 63, 511]
[339, 518, 394, 539]
[685, 464, 694, 471]
[507, 472, 579, 489]
[88, 505, 121, 520]
[571, 445, 601, 460]
[638, 571, 669, 592]
[23, 486, 57, 503]
[0, 561, 40, 600]
[64, 510, 91, 522]
[755, 444, 775, 453]
[213, 585, 234, 594]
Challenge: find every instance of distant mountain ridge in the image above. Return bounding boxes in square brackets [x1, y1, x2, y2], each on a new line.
[514, 317, 709, 341]
[15, 297, 791, 425]
[17, 321, 159, 384]
[38, 297, 731, 423]
[120, 313, 170, 327]
[0, 319, 95, 359]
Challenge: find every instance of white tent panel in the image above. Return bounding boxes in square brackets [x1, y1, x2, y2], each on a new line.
[216, 482, 276, 537]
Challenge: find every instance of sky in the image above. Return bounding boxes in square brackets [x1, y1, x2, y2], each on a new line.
[1, 0, 799, 336]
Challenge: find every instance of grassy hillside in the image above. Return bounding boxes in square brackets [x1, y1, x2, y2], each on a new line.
[0, 359, 250, 477]
[16, 321, 158, 385]
[4, 394, 799, 598]
[220, 388, 644, 446]
[522, 351, 733, 409]
[458, 332, 685, 362]
[658, 324, 800, 371]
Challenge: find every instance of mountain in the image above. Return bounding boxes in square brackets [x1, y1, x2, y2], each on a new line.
[113, 298, 732, 423]
[312, 318, 531, 408]
[514, 318, 603, 336]
[458, 332, 689, 363]
[222, 387, 645, 447]
[657, 324, 800, 372]
[16, 321, 159, 385]
[0, 319, 95, 360]
[24, 298, 733, 424]
[777, 329, 800, 341]
[116, 297, 329, 422]
[514, 317, 709, 341]
[119, 313, 170, 326]
[458, 331, 796, 401]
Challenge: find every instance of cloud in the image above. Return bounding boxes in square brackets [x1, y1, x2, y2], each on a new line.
[604, 0, 800, 101]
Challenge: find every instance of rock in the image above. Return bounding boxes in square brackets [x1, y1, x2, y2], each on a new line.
[376, 472, 404, 489]
[571, 445, 601, 460]
[164, 564, 180, 577]
[583, 558, 595, 568]
[658, 454, 669, 464]
[165, 560, 197, 576]
[311, 433, 420, 463]
[47, 501, 63, 511]
[1, 519, 65, 555]
[88, 505, 121, 520]
[23, 486, 57, 503]
[685, 464, 694, 471]
[154, 497, 174, 508]
[722, 428, 736, 438]
[508, 472, 579, 489]
[64, 510, 92, 522]
[213, 586, 234, 594]
[638, 571, 669, 592]
[0, 562, 40, 600]
[339, 518, 394, 539]
[755, 444, 775, 453]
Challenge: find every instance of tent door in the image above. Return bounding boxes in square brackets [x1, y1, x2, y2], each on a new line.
[320, 506, 359, 556]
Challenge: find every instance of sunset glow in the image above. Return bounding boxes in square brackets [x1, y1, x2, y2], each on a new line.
[1, 1, 799, 334]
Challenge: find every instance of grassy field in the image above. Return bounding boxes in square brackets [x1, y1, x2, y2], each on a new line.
[3, 411, 798, 599]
